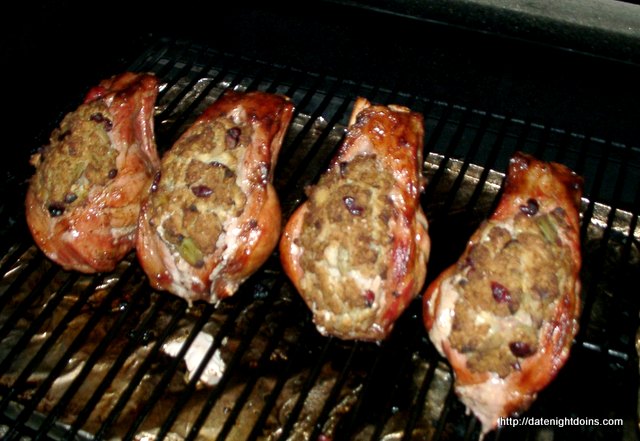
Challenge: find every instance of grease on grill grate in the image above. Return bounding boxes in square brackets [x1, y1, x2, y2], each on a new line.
[0, 245, 452, 439]
[0, 37, 639, 441]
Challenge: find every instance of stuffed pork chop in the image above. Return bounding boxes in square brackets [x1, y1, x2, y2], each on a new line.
[136, 90, 294, 304]
[25, 72, 160, 273]
[423, 151, 583, 435]
[279, 97, 431, 341]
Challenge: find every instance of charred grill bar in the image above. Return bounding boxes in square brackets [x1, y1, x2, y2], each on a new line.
[2, 2, 640, 440]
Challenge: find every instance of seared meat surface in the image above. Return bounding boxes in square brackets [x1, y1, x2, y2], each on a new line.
[423, 151, 583, 435]
[25, 72, 160, 273]
[136, 90, 294, 303]
[280, 97, 430, 341]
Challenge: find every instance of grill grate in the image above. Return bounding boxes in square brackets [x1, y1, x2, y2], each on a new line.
[1, 35, 639, 440]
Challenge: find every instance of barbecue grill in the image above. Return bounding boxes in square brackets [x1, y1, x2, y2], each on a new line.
[1, 2, 640, 440]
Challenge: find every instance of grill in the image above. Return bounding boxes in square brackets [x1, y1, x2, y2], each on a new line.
[1, 7, 640, 439]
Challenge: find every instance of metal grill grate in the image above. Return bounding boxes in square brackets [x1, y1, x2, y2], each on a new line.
[0, 36, 639, 440]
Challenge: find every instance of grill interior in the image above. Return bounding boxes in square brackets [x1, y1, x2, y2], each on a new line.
[1, 31, 639, 441]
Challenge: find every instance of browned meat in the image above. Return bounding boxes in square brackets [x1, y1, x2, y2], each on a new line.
[423, 151, 583, 435]
[136, 90, 294, 303]
[280, 97, 431, 341]
[25, 72, 160, 273]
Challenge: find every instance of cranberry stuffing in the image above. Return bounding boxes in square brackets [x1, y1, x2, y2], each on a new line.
[461, 255, 475, 270]
[191, 185, 213, 198]
[64, 192, 78, 204]
[90, 113, 105, 123]
[343, 196, 364, 216]
[339, 161, 348, 177]
[48, 202, 65, 217]
[90, 113, 113, 131]
[519, 198, 539, 216]
[225, 127, 241, 149]
[491, 281, 512, 304]
[363, 290, 375, 307]
[210, 161, 235, 179]
[509, 341, 535, 358]
[150, 171, 161, 192]
[57, 130, 71, 141]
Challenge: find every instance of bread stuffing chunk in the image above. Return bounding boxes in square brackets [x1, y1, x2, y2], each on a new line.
[299, 155, 395, 311]
[149, 121, 247, 266]
[136, 90, 294, 304]
[423, 151, 583, 436]
[30, 101, 118, 211]
[280, 97, 430, 341]
[25, 72, 160, 273]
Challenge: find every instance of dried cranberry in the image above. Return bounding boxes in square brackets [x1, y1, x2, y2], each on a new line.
[491, 281, 512, 304]
[509, 341, 535, 358]
[339, 161, 348, 177]
[461, 255, 475, 270]
[108, 168, 118, 179]
[210, 161, 235, 179]
[343, 196, 364, 216]
[64, 192, 78, 204]
[57, 130, 71, 141]
[90, 113, 113, 131]
[150, 171, 161, 192]
[225, 127, 241, 149]
[551, 206, 567, 222]
[191, 185, 213, 198]
[48, 202, 65, 217]
[363, 290, 375, 307]
[90, 113, 105, 123]
[519, 198, 539, 216]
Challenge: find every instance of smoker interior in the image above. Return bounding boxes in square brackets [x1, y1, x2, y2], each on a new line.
[2, 2, 640, 440]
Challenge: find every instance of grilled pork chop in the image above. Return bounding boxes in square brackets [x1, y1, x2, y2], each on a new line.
[280, 97, 430, 341]
[25, 72, 160, 273]
[136, 90, 294, 304]
[423, 151, 583, 435]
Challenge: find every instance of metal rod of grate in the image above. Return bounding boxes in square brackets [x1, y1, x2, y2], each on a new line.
[0, 36, 639, 441]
